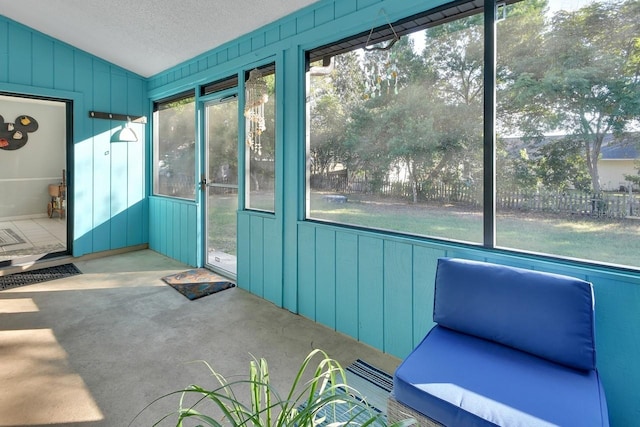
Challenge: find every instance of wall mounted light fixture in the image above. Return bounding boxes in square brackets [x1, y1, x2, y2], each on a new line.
[111, 121, 138, 142]
[88, 111, 146, 143]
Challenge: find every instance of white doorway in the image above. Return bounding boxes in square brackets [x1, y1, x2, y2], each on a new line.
[0, 94, 68, 265]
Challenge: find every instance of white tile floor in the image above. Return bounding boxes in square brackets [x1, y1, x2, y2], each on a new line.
[0, 216, 67, 261]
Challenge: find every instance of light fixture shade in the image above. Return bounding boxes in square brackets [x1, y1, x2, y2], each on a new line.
[111, 125, 138, 142]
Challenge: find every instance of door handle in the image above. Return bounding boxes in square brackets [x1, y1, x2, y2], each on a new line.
[200, 175, 207, 191]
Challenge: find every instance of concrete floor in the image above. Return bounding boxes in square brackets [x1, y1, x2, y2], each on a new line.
[0, 249, 401, 427]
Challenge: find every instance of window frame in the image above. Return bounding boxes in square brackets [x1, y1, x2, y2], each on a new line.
[152, 90, 197, 200]
[243, 62, 277, 214]
[302, 0, 640, 273]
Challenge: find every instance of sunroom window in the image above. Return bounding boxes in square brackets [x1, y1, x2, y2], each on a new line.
[153, 91, 196, 199]
[305, 0, 640, 270]
[245, 64, 276, 213]
[305, 3, 485, 244]
[495, 0, 640, 267]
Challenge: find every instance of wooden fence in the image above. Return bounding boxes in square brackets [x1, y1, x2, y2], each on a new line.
[311, 175, 640, 218]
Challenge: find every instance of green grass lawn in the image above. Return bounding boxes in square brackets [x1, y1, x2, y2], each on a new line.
[207, 193, 238, 255]
[310, 192, 640, 268]
[206, 191, 640, 269]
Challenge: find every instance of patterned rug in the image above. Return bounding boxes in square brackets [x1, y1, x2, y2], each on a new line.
[162, 268, 235, 300]
[0, 228, 25, 247]
[0, 264, 82, 290]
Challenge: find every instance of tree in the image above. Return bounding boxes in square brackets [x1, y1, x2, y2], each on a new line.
[207, 101, 238, 185]
[535, 136, 591, 192]
[308, 52, 363, 177]
[341, 36, 430, 195]
[343, 14, 487, 202]
[423, 14, 484, 106]
[420, 14, 485, 192]
[343, 96, 393, 192]
[376, 84, 443, 203]
[624, 164, 640, 188]
[504, 0, 640, 193]
[157, 97, 196, 198]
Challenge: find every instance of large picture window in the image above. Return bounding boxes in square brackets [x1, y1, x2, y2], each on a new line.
[495, 0, 640, 268]
[306, 0, 640, 270]
[153, 92, 196, 199]
[306, 6, 484, 244]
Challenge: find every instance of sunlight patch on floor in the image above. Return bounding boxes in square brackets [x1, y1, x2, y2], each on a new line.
[0, 298, 39, 313]
[0, 329, 103, 426]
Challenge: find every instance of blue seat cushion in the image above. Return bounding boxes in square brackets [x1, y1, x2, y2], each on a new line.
[393, 326, 609, 427]
[434, 258, 596, 371]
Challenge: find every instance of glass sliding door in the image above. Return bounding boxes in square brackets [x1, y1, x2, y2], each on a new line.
[204, 97, 239, 276]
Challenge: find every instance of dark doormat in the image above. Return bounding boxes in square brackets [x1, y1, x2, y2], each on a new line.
[0, 264, 82, 291]
[162, 268, 235, 300]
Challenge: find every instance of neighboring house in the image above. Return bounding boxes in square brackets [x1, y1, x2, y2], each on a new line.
[501, 134, 640, 191]
[599, 141, 639, 191]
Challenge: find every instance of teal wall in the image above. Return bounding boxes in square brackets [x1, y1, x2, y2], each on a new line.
[3, 0, 640, 424]
[296, 222, 640, 427]
[0, 17, 149, 256]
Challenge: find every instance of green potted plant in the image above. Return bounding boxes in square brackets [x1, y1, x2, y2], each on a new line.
[132, 349, 414, 426]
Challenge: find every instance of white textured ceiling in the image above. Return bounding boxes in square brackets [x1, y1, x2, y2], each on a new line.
[0, 0, 321, 77]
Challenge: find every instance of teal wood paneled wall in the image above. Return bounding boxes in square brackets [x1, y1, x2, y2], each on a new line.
[130, 0, 640, 424]
[0, 17, 149, 256]
[297, 223, 438, 356]
[148, 197, 198, 266]
[298, 221, 640, 426]
[237, 211, 283, 306]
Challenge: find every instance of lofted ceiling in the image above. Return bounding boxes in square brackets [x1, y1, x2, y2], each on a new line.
[0, 0, 321, 77]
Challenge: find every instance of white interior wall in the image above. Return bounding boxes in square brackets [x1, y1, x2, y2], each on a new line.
[0, 94, 66, 219]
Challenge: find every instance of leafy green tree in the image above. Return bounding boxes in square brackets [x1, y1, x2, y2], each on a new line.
[496, 1, 548, 133]
[157, 97, 196, 198]
[624, 148, 640, 188]
[361, 37, 424, 99]
[343, 96, 393, 192]
[376, 85, 441, 202]
[504, 0, 640, 193]
[207, 101, 238, 185]
[624, 165, 640, 188]
[341, 36, 429, 195]
[309, 92, 346, 176]
[308, 53, 363, 177]
[503, 147, 539, 192]
[420, 14, 485, 193]
[423, 13, 484, 106]
[535, 136, 591, 192]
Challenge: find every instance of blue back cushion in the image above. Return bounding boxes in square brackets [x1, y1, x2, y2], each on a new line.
[433, 258, 596, 371]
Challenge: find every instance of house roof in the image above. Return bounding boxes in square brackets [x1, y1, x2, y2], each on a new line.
[0, 0, 320, 78]
[501, 133, 639, 160]
[600, 142, 639, 160]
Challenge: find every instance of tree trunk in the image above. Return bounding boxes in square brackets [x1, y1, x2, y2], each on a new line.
[584, 133, 604, 194]
[250, 172, 260, 191]
[405, 158, 419, 203]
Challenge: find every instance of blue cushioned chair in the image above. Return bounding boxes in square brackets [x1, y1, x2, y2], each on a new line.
[388, 258, 609, 427]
